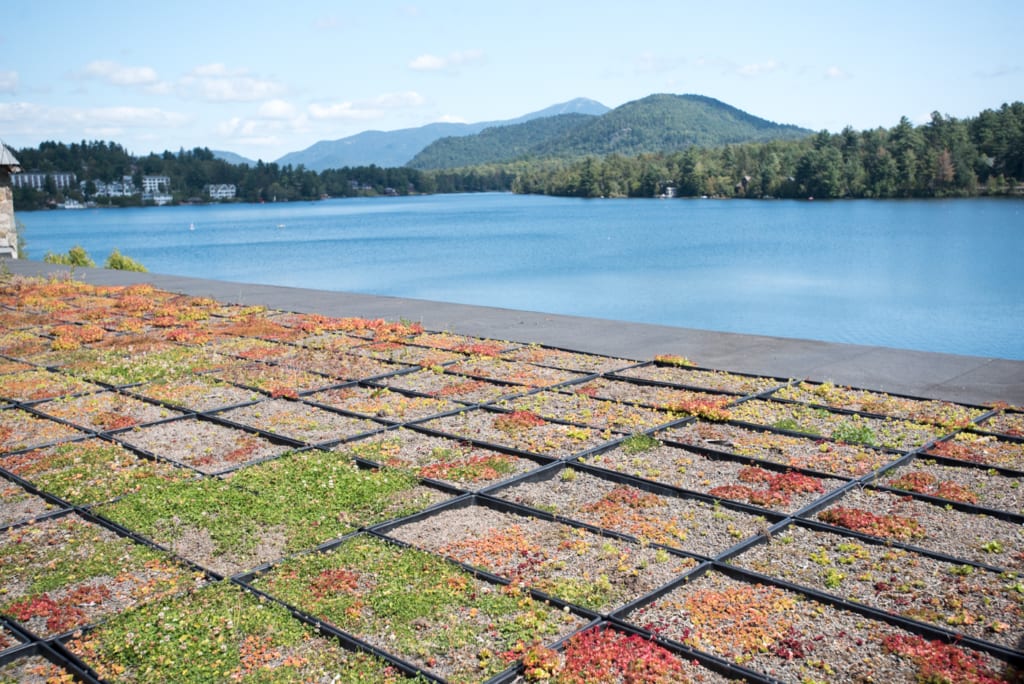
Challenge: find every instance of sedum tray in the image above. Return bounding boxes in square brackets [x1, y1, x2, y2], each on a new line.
[0, 273, 1020, 683]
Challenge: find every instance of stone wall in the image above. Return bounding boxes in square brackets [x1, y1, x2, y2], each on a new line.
[0, 173, 17, 258]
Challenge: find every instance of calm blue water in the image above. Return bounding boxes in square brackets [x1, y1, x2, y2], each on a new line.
[16, 194, 1024, 360]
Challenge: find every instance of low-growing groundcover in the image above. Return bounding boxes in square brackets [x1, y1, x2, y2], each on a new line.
[735, 523, 1024, 650]
[0, 514, 201, 638]
[517, 625, 735, 683]
[3, 438, 191, 506]
[246, 534, 588, 683]
[346, 429, 537, 490]
[94, 450, 447, 577]
[627, 570, 1017, 683]
[66, 581, 422, 683]
[1, 273, 1022, 682]
[385, 502, 696, 613]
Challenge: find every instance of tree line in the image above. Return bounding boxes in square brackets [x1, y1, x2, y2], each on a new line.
[512, 103, 1024, 199]
[10, 143, 447, 209]
[10, 101, 1023, 209]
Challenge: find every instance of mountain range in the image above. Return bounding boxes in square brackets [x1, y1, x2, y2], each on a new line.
[217, 94, 812, 171]
[272, 97, 609, 171]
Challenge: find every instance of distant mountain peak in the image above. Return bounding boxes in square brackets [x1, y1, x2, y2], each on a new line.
[273, 98, 609, 171]
[212, 149, 257, 166]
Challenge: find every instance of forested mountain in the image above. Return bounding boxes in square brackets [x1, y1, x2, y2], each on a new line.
[409, 94, 813, 169]
[408, 114, 596, 169]
[274, 97, 609, 170]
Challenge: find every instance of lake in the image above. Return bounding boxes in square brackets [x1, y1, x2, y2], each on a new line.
[15, 193, 1024, 360]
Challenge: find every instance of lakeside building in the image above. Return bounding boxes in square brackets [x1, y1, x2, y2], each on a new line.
[142, 191, 173, 206]
[205, 183, 237, 200]
[141, 175, 170, 194]
[10, 170, 77, 191]
[81, 176, 138, 198]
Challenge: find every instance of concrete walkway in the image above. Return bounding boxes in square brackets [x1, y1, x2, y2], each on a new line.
[5, 260, 1023, 407]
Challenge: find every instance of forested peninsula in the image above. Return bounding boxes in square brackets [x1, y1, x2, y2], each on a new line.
[10, 100, 1023, 209]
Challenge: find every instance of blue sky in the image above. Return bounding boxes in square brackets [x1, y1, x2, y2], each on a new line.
[2, 1, 1021, 162]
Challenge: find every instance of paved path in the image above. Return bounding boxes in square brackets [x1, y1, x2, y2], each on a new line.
[6, 260, 1023, 406]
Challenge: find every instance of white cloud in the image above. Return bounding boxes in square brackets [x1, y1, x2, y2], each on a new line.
[218, 117, 259, 137]
[738, 60, 780, 77]
[179, 64, 285, 102]
[408, 49, 484, 72]
[436, 114, 468, 123]
[824, 65, 850, 79]
[258, 99, 298, 119]
[308, 91, 426, 120]
[0, 102, 40, 124]
[217, 97, 315, 147]
[0, 101, 187, 140]
[0, 70, 18, 94]
[308, 102, 380, 121]
[73, 106, 189, 128]
[409, 54, 445, 71]
[81, 60, 161, 87]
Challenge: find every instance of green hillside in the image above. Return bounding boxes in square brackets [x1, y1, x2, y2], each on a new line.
[407, 114, 595, 170]
[408, 94, 813, 169]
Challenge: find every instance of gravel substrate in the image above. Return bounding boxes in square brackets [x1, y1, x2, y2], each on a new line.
[980, 410, 1024, 438]
[874, 456, 1023, 513]
[772, 381, 987, 428]
[580, 439, 847, 514]
[418, 408, 615, 458]
[130, 375, 262, 413]
[728, 400, 949, 451]
[570, 377, 733, 411]
[276, 347, 412, 382]
[347, 341, 466, 367]
[376, 367, 524, 405]
[925, 432, 1024, 471]
[734, 522, 1024, 650]
[625, 569, 1016, 683]
[500, 389, 679, 432]
[384, 503, 696, 613]
[0, 481, 58, 527]
[0, 407, 85, 453]
[343, 428, 541, 490]
[500, 345, 636, 374]
[493, 466, 774, 555]
[306, 384, 460, 422]
[118, 417, 292, 474]
[214, 398, 384, 445]
[660, 421, 900, 477]
[0, 652, 80, 683]
[446, 356, 588, 389]
[614, 364, 784, 395]
[811, 487, 1024, 570]
[34, 391, 182, 431]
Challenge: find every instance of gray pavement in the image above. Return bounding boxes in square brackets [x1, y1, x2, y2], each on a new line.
[5, 259, 1023, 406]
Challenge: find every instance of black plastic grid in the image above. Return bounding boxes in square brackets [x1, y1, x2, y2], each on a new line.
[0, 283, 1021, 683]
[0, 641, 101, 683]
